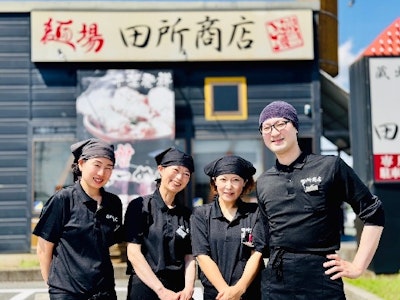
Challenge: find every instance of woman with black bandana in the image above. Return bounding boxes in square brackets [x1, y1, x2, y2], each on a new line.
[191, 155, 266, 300]
[33, 138, 123, 300]
[124, 147, 196, 300]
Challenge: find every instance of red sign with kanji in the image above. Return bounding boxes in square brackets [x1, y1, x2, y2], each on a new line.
[373, 154, 400, 182]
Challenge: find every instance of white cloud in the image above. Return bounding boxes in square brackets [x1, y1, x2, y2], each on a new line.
[332, 39, 364, 92]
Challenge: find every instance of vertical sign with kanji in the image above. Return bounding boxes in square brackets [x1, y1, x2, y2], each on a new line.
[370, 57, 400, 182]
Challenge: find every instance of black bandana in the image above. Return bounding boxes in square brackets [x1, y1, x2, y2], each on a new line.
[71, 138, 115, 164]
[204, 155, 256, 180]
[155, 147, 194, 173]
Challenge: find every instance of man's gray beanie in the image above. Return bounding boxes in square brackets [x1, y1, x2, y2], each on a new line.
[258, 101, 299, 131]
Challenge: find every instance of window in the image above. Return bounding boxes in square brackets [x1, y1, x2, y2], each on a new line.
[204, 77, 248, 121]
[33, 140, 75, 216]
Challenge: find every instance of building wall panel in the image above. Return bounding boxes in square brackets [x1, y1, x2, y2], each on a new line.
[0, 13, 31, 252]
[0, 11, 320, 253]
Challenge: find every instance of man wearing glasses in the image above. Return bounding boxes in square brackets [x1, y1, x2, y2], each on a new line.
[256, 101, 384, 299]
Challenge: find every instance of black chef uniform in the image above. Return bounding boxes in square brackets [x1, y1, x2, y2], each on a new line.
[124, 188, 192, 299]
[33, 181, 123, 300]
[256, 152, 385, 299]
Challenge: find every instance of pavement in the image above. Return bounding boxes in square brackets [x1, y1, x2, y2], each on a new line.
[0, 241, 382, 300]
[0, 247, 128, 282]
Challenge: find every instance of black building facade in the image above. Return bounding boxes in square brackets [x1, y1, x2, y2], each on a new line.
[0, 0, 341, 253]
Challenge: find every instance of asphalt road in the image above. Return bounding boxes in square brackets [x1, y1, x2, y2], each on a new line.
[0, 280, 204, 300]
[0, 277, 382, 300]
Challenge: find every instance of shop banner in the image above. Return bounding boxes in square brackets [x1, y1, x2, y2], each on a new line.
[370, 57, 400, 182]
[76, 69, 175, 210]
[31, 10, 314, 62]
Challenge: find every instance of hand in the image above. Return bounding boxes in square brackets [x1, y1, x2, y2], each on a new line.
[323, 253, 364, 280]
[178, 287, 194, 300]
[216, 286, 243, 300]
[157, 287, 181, 300]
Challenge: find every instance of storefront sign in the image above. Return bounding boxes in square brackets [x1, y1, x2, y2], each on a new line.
[31, 10, 314, 62]
[370, 57, 400, 182]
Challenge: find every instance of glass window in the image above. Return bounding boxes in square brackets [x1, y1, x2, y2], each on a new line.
[33, 140, 75, 216]
[204, 77, 248, 121]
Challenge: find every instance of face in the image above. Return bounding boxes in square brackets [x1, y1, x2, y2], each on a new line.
[79, 157, 114, 193]
[158, 165, 191, 194]
[260, 117, 298, 155]
[214, 174, 246, 203]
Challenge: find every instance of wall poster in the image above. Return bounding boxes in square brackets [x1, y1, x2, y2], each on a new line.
[76, 69, 175, 211]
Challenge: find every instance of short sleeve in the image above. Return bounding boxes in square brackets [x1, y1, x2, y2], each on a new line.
[32, 191, 69, 243]
[124, 197, 146, 244]
[252, 209, 269, 256]
[190, 205, 211, 257]
[336, 158, 385, 226]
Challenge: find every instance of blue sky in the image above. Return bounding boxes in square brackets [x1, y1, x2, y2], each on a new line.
[324, 1, 399, 159]
[334, 0, 400, 91]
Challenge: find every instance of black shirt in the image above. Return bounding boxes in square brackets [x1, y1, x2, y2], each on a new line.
[191, 199, 266, 296]
[33, 181, 123, 295]
[124, 189, 192, 275]
[256, 152, 385, 252]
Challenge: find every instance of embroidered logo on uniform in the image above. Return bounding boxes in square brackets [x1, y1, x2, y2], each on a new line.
[300, 176, 322, 193]
[106, 214, 119, 223]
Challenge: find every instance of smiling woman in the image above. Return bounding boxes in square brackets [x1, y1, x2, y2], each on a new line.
[191, 155, 265, 300]
[124, 147, 196, 300]
[32, 138, 123, 300]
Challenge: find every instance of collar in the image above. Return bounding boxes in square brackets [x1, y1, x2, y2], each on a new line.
[276, 151, 307, 172]
[76, 181, 108, 210]
[152, 188, 178, 213]
[211, 197, 249, 220]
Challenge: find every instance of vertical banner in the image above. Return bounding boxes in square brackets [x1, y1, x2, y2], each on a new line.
[369, 57, 400, 182]
[76, 69, 175, 210]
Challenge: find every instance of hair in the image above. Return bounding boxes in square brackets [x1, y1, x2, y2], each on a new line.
[208, 176, 255, 201]
[71, 160, 85, 182]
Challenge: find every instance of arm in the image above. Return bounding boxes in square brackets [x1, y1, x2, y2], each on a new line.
[36, 237, 55, 284]
[127, 242, 179, 300]
[231, 250, 263, 295]
[196, 254, 229, 292]
[324, 225, 383, 279]
[179, 254, 196, 300]
[324, 160, 385, 279]
[216, 251, 263, 300]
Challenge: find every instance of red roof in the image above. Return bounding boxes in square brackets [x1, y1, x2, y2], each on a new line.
[362, 17, 400, 57]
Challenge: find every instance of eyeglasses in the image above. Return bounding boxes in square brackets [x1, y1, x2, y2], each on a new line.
[214, 177, 245, 186]
[260, 120, 291, 135]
